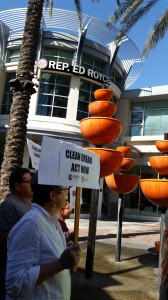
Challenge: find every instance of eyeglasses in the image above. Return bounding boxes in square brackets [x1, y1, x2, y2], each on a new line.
[61, 207, 71, 210]
[60, 187, 70, 191]
[20, 180, 31, 184]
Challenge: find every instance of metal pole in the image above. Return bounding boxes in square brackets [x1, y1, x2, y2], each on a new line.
[85, 189, 99, 279]
[158, 208, 166, 288]
[115, 194, 123, 262]
[158, 133, 168, 288]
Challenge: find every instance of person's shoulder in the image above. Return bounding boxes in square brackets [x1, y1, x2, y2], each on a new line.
[0, 194, 15, 212]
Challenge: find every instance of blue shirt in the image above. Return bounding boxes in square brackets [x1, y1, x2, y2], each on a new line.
[6, 204, 71, 300]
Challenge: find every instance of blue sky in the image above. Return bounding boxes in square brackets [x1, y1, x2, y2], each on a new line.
[1, 0, 167, 90]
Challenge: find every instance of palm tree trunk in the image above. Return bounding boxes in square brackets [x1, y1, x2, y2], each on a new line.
[0, 0, 44, 201]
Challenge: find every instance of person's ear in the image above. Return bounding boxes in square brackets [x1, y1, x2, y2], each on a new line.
[15, 183, 21, 192]
[50, 190, 56, 201]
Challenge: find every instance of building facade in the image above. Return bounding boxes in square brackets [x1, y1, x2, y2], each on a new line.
[0, 7, 167, 220]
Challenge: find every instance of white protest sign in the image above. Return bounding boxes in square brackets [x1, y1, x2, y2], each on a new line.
[38, 136, 100, 189]
[70, 187, 83, 210]
[27, 139, 41, 170]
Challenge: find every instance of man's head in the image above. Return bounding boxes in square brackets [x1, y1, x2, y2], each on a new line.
[31, 172, 69, 212]
[9, 168, 32, 201]
[59, 200, 72, 222]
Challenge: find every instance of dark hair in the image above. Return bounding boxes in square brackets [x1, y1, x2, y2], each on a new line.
[31, 172, 62, 206]
[9, 168, 31, 190]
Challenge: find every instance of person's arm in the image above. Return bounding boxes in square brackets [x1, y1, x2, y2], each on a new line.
[36, 244, 80, 285]
[6, 219, 80, 299]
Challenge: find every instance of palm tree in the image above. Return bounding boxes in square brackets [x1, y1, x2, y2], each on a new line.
[0, 0, 82, 201]
[108, 0, 168, 59]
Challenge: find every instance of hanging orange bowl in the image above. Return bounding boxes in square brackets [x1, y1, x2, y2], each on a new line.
[89, 101, 116, 117]
[80, 117, 122, 146]
[118, 158, 135, 172]
[155, 140, 168, 153]
[116, 146, 131, 157]
[94, 88, 113, 101]
[140, 179, 168, 207]
[86, 148, 124, 178]
[105, 174, 140, 194]
[149, 156, 168, 175]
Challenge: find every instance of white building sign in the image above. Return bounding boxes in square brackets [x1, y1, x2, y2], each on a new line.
[37, 59, 112, 86]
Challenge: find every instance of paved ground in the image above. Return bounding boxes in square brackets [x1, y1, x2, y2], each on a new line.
[66, 219, 160, 300]
[67, 219, 160, 250]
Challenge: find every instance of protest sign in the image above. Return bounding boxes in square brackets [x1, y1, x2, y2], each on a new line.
[70, 187, 83, 210]
[27, 139, 41, 170]
[38, 136, 100, 189]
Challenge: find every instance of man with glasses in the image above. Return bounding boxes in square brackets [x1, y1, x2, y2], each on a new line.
[0, 167, 32, 300]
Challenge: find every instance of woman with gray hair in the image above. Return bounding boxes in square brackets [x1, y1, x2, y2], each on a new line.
[5, 172, 80, 300]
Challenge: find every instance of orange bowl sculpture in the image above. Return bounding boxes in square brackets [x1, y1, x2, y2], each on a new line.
[116, 146, 131, 157]
[140, 179, 168, 207]
[155, 140, 168, 153]
[105, 174, 140, 194]
[86, 148, 124, 178]
[94, 88, 113, 101]
[89, 101, 116, 117]
[149, 156, 168, 175]
[118, 158, 135, 172]
[80, 117, 122, 146]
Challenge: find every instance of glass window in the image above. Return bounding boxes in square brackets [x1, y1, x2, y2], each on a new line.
[8, 49, 20, 62]
[111, 70, 122, 88]
[131, 112, 143, 124]
[129, 125, 142, 136]
[1, 73, 16, 114]
[77, 79, 100, 121]
[131, 102, 144, 110]
[43, 48, 74, 64]
[130, 100, 168, 136]
[82, 55, 104, 73]
[37, 72, 71, 118]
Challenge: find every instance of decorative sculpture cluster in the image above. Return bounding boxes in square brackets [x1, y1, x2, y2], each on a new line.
[140, 140, 168, 207]
[80, 87, 140, 265]
[105, 145, 140, 194]
[80, 88, 124, 177]
[80, 88, 140, 192]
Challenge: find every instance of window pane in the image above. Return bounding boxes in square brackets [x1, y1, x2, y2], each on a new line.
[131, 102, 144, 110]
[79, 90, 90, 103]
[1, 73, 15, 114]
[82, 56, 93, 65]
[131, 112, 142, 124]
[53, 107, 66, 118]
[41, 73, 55, 83]
[78, 101, 89, 111]
[9, 49, 20, 62]
[54, 96, 68, 107]
[79, 80, 91, 92]
[144, 109, 168, 135]
[146, 100, 168, 109]
[130, 126, 142, 136]
[38, 95, 53, 105]
[94, 60, 103, 72]
[77, 111, 88, 120]
[37, 105, 52, 116]
[56, 74, 71, 86]
[40, 83, 54, 94]
[56, 85, 69, 96]
[44, 48, 59, 57]
[59, 49, 73, 59]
